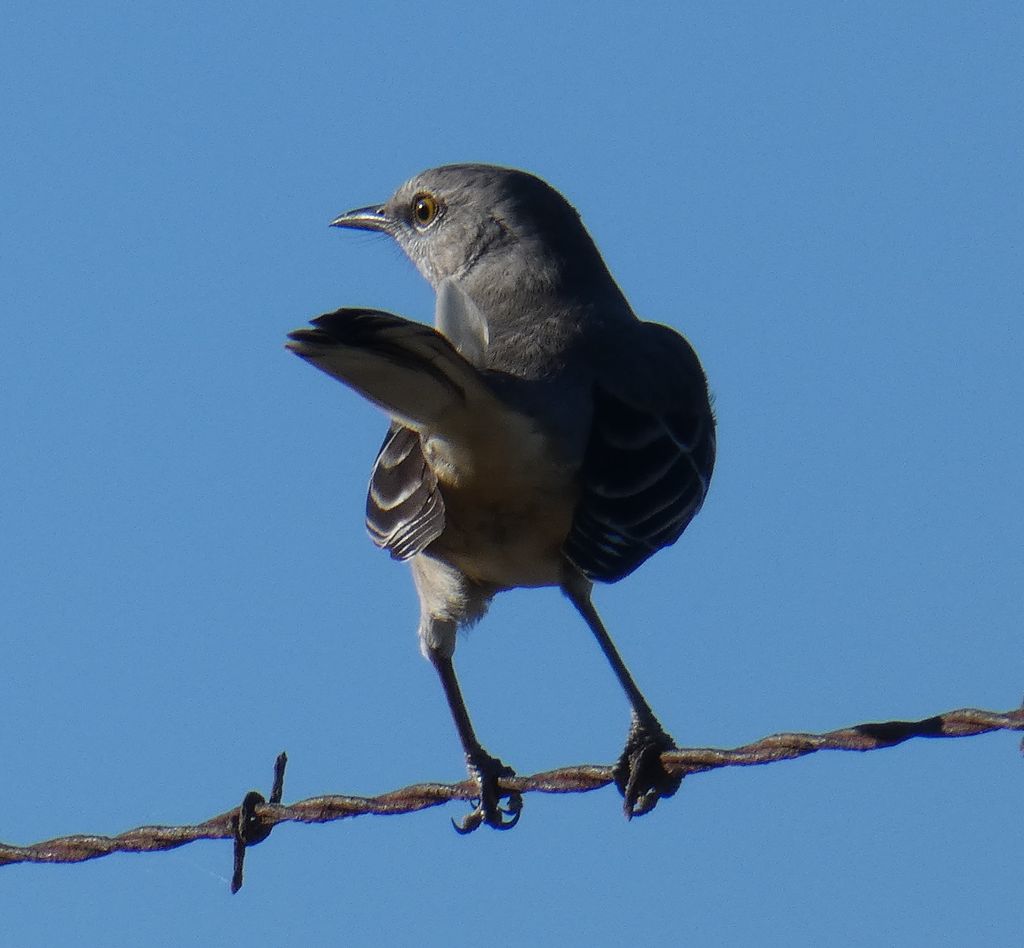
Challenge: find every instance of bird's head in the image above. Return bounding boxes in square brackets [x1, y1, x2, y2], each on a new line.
[329, 164, 611, 294]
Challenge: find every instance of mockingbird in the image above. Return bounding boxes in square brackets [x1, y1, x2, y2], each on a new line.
[287, 164, 715, 831]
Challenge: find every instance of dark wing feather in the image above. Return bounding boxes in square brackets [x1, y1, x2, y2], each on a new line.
[366, 424, 445, 560]
[564, 326, 715, 584]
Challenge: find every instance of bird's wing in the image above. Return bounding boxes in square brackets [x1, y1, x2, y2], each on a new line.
[366, 423, 444, 560]
[288, 307, 509, 562]
[286, 307, 502, 435]
[564, 322, 716, 584]
[435, 277, 489, 366]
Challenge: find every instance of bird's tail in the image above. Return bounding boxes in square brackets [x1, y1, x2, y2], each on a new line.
[286, 308, 496, 433]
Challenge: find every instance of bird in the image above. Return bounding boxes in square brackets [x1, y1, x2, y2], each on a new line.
[286, 164, 715, 831]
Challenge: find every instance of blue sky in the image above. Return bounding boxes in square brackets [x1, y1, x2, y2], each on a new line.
[2, 3, 1021, 945]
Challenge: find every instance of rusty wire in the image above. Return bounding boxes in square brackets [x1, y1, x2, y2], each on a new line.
[2, 704, 1020, 890]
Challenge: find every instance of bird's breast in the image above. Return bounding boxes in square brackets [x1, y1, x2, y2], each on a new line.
[421, 418, 578, 589]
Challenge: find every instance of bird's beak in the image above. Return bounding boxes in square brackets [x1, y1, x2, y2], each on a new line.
[329, 204, 391, 232]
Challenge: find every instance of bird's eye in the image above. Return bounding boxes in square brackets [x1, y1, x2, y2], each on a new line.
[411, 193, 439, 228]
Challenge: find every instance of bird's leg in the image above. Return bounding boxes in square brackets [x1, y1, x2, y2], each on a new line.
[563, 576, 682, 819]
[429, 650, 522, 833]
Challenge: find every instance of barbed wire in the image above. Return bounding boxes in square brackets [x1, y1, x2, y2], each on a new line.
[2, 704, 1020, 892]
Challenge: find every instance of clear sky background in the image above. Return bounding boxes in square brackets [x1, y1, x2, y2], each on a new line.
[2, 3, 1021, 946]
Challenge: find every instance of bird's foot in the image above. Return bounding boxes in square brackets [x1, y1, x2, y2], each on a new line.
[452, 750, 523, 834]
[613, 714, 682, 820]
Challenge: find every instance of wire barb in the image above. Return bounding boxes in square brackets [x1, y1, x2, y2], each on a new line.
[1, 707, 1019, 888]
[230, 752, 287, 893]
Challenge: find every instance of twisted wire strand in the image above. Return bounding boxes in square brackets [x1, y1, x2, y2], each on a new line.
[2, 705, 1020, 890]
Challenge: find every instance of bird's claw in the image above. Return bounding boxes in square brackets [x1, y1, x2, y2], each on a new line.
[451, 752, 523, 834]
[613, 715, 682, 820]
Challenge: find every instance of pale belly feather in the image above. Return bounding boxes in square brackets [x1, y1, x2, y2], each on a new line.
[420, 417, 578, 588]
